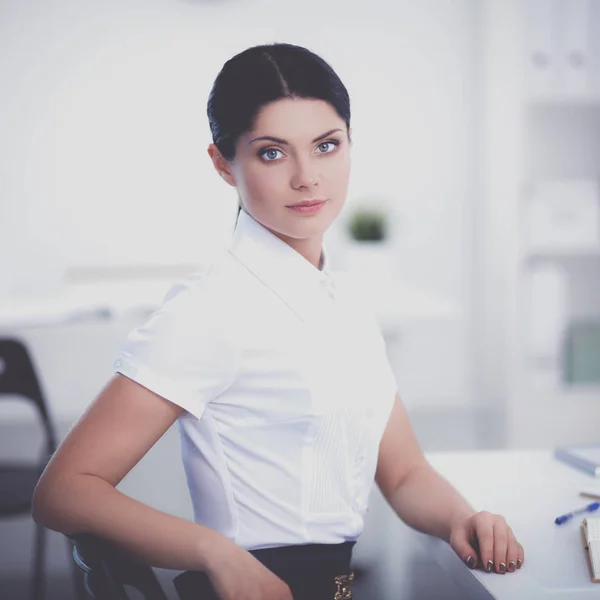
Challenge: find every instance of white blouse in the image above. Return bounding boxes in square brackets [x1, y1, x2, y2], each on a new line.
[114, 209, 398, 551]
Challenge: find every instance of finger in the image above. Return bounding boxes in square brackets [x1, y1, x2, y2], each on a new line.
[492, 518, 509, 574]
[517, 541, 525, 569]
[505, 527, 519, 573]
[451, 522, 480, 570]
[473, 514, 495, 573]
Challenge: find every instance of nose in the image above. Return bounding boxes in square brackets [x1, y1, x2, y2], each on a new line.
[291, 157, 320, 190]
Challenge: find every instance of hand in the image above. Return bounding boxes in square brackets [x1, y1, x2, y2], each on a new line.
[204, 539, 294, 600]
[449, 511, 525, 574]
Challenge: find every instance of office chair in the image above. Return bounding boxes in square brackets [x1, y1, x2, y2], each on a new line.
[0, 337, 85, 600]
[70, 533, 169, 600]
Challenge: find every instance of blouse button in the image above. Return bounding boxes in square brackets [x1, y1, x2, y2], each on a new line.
[114, 358, 122, 368]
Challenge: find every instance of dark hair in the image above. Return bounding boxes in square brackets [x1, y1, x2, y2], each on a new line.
[207, 43, 351, 218]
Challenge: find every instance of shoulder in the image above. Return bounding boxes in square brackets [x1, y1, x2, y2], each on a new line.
[117, 249, 241, 368]
[333, 268, 386, 342]
[125, 250, 243, 352]
[157, 249, 240, 320]
[114, 250, 241, 417]
[333, 269, 377, 314]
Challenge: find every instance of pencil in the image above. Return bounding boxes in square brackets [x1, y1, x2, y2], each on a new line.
[580, 492, 600, 501]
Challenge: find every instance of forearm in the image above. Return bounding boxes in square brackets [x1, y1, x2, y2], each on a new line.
[32, 473, 230, 572]
[384, 463, 476, 542]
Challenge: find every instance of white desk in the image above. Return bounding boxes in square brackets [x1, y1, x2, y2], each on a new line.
[422, 450, 600, 599]
[0, 280, 174, 329]
[0, 279, 456, 331]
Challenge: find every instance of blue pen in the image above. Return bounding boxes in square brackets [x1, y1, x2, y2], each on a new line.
[554, 501, 600, 525]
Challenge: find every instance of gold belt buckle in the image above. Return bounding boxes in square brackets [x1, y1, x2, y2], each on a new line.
[333, 571, 355, 599]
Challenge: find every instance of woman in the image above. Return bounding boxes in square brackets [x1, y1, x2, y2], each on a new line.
[32, 43, 524, 600]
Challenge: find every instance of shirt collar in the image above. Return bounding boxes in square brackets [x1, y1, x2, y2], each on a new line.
[228, 209, 336, 322]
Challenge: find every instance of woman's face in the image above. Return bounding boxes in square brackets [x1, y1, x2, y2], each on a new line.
[213, 97, 351, 245]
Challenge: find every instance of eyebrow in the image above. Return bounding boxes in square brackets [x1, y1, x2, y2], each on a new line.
[248, 128, 344, 145]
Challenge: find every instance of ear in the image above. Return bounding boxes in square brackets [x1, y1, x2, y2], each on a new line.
[347, 127, 353, 145]
[207, 144, 237, 187]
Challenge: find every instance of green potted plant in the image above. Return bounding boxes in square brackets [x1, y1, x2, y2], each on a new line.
[348, 207, 388, 242]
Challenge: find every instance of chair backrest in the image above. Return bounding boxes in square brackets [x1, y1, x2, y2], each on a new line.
[70, 534, 169, 600]
[0, 338, 57, 455]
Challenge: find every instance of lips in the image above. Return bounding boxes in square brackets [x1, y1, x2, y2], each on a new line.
[287, 200, 326, 208]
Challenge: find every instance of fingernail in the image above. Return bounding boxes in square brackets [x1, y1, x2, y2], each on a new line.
[486, 560, 493, 573]
[499, 562, 506, 574]
[466, 556, 474, 568]
[508, 561, 516, 571]
[516, 559, 522, 569]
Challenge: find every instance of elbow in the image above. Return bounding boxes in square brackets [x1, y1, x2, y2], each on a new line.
[32, 471, 106, 536]
[384, 459, 430, 501]
[31, 477, 56, 529]
[31, 474, 75, 534]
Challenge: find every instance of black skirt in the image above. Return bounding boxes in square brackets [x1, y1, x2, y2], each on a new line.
[173, 540, 357, 600]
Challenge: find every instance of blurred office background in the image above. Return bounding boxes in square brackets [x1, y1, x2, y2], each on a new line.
[1, 0, 600, 598]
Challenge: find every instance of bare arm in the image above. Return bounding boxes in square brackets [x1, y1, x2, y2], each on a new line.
[32, 374, 233, 572]
[375, 393, 475, 542]
[375, 393, 525, 573]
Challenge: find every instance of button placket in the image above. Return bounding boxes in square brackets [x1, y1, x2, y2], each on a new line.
[319, 276, 336, 300]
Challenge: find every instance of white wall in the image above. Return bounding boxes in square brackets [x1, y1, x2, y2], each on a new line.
[1, 0, 478, 417]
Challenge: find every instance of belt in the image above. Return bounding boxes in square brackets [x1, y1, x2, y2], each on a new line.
[174, 541, 357, 600]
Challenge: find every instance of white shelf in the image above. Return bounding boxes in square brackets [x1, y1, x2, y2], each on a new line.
[527, 93, 600, 107]
[560, 386, 600, 403]
[524, 386, 600, 404]
[524, 245, 600, 259]
[478, 0, 600, 448]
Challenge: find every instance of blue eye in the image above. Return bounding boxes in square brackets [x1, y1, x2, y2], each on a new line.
[259, 148, 283, 162]
[258, 139, 340, 162]
[316, 140, 340, 154]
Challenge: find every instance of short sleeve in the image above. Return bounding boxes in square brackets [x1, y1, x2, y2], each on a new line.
[377, 327, 398, 403]
[367, 315, 398, 430]
[113, 273, 238, 420]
